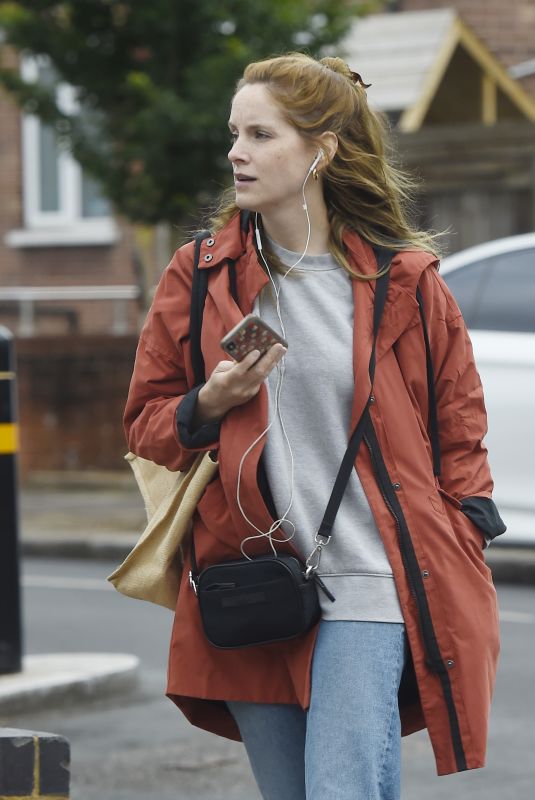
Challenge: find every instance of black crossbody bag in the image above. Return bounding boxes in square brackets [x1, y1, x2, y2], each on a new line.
[187, 247, 393, 649]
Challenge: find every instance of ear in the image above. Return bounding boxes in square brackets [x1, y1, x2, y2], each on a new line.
[317, 132, 338, 165]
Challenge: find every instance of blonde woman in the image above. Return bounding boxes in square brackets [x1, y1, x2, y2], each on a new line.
[124, 53, 505, 799]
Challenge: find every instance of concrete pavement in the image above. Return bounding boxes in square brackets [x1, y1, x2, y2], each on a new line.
[1, 473, 144, 716]
[0, 653, 139, 715]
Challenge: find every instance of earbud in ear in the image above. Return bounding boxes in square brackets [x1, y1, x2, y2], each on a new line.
[307, 148, 325, 175]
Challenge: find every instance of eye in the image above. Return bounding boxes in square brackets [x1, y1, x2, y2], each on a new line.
[255, 131, 269, 140]
[229, 132, 238, 144]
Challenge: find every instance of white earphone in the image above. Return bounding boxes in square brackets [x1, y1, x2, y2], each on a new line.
[307, 148, 325, 176]
[240, 146, 327, 554]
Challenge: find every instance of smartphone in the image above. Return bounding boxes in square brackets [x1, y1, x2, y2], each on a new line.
[220, 314, 288, 361]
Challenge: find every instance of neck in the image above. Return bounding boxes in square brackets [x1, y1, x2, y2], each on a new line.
[258, 191, 331, 255]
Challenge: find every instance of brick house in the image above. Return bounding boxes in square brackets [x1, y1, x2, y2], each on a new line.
[0, 48, 141, 339]
[0, 48, 146, 472]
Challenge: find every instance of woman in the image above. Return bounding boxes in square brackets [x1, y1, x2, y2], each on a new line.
[124, 53, 506, 799]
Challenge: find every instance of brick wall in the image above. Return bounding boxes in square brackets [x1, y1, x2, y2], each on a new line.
[398, 1, 535, 97]
[0, 47, 143, 337]
[15, 335, 138, 473]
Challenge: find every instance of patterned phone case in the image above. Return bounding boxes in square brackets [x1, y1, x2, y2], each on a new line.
[220, 315, 287, 361]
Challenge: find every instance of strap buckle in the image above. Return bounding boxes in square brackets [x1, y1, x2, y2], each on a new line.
[305, 533, 331, 579]
[188, 570, 198, 596]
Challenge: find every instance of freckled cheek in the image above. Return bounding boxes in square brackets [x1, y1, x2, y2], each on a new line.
[270, 153, 303, 185]
[259, 155, 283, 186]
[270, 150, 288, 169]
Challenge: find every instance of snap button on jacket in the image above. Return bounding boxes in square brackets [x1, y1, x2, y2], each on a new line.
[124, 213, 502, 776]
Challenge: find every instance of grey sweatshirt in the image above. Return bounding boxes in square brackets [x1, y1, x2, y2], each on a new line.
[253, 239, 403, 622]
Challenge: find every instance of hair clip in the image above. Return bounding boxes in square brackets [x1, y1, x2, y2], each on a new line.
[350, 71, 372, 89]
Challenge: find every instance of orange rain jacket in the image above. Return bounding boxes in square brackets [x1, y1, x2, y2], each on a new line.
[124, 212, 505, 776]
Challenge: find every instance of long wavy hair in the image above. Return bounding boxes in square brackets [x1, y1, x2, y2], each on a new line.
[209, 52, 442, 280]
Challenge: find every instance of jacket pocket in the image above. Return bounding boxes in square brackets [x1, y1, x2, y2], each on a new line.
[433, 488, 487, 553]
[437, 487, 462, 511]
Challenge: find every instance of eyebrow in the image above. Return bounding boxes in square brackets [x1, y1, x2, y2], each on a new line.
[227, 121, 274, 131]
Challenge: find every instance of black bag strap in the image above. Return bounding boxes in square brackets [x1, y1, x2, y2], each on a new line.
[317, 250, 443, 541]
[190, 230, 238, 387]
[416, 287, 441, 476]
[315, 247, 391, 542]
[188, 238, 440, 579]
[190, 230, 211, 387]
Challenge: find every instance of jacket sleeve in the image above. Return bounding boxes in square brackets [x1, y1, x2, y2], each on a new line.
[123, 245, 220, 472]
[416, 266, 506, 543]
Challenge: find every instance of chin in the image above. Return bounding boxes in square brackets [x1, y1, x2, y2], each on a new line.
[235, 197, 261, 214]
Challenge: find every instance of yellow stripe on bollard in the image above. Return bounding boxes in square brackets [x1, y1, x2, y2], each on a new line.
[0, 371, 16, 380]
[0, 423, 18, 454]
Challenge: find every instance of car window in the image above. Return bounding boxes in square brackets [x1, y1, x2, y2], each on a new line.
[442, 259, 488, 326]
[444, 248, 535, 332]
[472, 248, 535, 333]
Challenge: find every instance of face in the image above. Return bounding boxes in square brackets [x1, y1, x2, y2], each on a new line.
[228, 83, 319, 217]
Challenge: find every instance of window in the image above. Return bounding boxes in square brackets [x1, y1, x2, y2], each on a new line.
[473, 248, 535, 333]
[442, 259, 488, 327]
[445, 248, 535, 332]
[5, 54, 118, 247]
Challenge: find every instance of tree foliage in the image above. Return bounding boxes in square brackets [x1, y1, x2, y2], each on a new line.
[0, 1, 369, 224]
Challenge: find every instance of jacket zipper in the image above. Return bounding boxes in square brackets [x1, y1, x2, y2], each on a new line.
[364, 433, 436, 663]
[362, 418, 468, 772]
[363, 434, 419, 602]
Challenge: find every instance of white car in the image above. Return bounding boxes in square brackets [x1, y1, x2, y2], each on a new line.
[440, 233, 535, 545]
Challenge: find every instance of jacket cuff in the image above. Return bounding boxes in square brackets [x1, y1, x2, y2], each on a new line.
[460, 496, 507, 544]
[176, 384, 221, 450]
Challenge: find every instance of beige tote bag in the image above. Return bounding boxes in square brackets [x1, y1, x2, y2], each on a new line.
[107, 450, 218, 610]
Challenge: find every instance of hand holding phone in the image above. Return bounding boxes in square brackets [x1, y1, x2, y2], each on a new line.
[220, 314, 288, 361]
[193, 318, 286, 427]
[195, 340, 285, 426]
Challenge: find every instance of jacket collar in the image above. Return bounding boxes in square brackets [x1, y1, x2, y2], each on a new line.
[197, 212, 250, 269]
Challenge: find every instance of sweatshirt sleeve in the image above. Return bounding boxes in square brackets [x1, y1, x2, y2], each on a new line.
[123, 245, 220, 472]
[417, 266, 506, 542]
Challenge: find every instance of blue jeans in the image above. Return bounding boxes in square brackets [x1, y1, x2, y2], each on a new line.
[227, 620, 406, 800]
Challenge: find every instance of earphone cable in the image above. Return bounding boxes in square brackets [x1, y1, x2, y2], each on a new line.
[236, 170, 314, 554]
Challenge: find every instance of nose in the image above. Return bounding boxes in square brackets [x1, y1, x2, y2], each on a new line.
[228, 137, 248, 165]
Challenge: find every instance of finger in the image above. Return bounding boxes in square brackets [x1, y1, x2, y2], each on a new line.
[234, 349, 261, 372]
[253, 343, 286, 373]
[271, 343, 287, 361]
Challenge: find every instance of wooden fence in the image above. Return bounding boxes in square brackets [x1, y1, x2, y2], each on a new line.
[396, 121, 535, 254]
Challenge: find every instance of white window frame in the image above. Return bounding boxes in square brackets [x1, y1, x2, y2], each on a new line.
[5, 54, 119, 248]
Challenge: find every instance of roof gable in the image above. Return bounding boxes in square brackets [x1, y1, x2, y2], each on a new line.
[339, 8, 535, 130]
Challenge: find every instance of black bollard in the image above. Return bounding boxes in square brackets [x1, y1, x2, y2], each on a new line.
[0, 326, 23, 674]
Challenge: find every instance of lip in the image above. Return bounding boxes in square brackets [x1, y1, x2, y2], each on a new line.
[234, 173, 256, 183]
